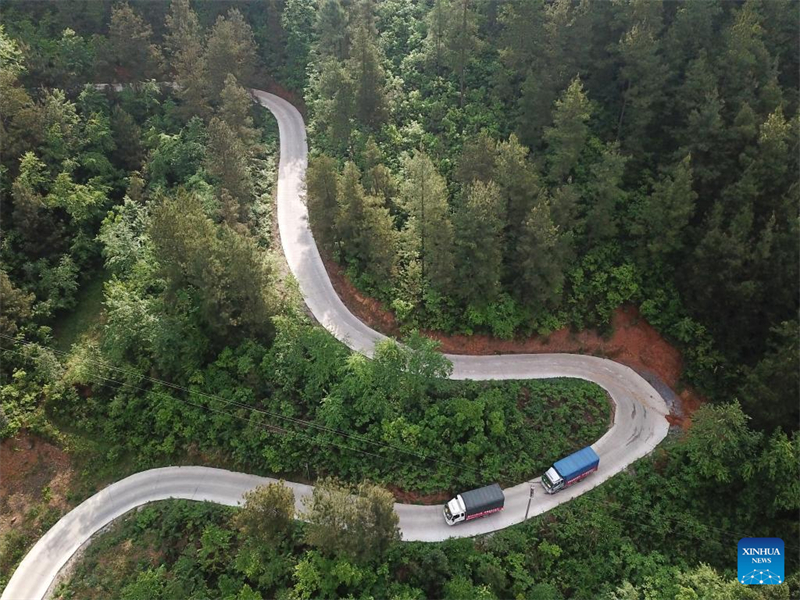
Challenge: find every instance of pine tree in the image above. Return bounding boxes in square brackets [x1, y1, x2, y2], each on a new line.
[515, 199, 571, 311]
[516, 0, 591, 146]
[39, 89, 82, 170]
[347, 25, 388, 127]
[0, 64, 41, 163]
[11, 153, 65, 257]
[424, 0, 451, 76]
[311, 59, 356, 154]
[205, 9, 258, 101]
[544, 76, 591, 184]
[672, 52, 725, 199]
[164, 0, 208, 118]
[362, 137, 395, 204]
[253, 0, 288, 78]
[336, 161, 370, 267]
[164, 0, 202, 62]
[305, 154, 340, 254]
[453, 180, 504, 306]
[493, 135, 543, 267]
[206, 117, 255, 215]
[282, 0, 317, 90]
[400, 151, 455, 294]
[631, 155, 697, 265]
[615, 12, 668, 158]
[751, 108, 792, 216]
[454, 130, 496, 186]
[335, 162, 396, 281]
[740, 320, 800, 433]
[218, 74, 258, 149]
[583, 144, 627, 246]
[362, 194, 397, 284]
[315, 0, 349, 60]
[497, 0, 546, 77]
[150, 191, 275, 346]
[106, 2, 163, 81]
[686, 201, 771, 356]
[110, 105, 143, 171]
[447, 0, 479, 107]
[422, 0, 478, 104]
[549, 184, 579, 234]
[719, 2, 775, 118]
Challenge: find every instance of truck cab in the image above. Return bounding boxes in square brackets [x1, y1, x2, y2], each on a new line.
[443, 497, 467, 525]
[541, 467, 564, 493]
[541, 446, 600, 495]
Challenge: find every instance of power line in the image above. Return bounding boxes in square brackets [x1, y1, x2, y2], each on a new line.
[1, 341, 423, 474]
[3, 335, 796, 552]
[0, 334, 500, 481]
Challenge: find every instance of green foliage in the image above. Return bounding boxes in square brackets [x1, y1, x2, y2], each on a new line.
[164, 0, 208, 119]
[149, 190, 277, 350]
[544, 76, 592, 184]
[738, 321, 800, 433]
[335, 161, 396, 287]
[0, 269, 34, 338]
[296, 0, 799, 432]
[1, 4, 798, 599]
[630, 155, 697, 266]
[235, 482, 295, 547]
[281, 0, 316, 91]
[400, 150, 455, 297]
[565, 246, 640, 330]
[453, 181, 504, 306]
[303, 477, 400, 562]
[58, 313, 610, 493]
[683, 401, 761, 484]
[56, 405, 800, 599]
[102, 2, 163, 81]
[314, 0, 349, 60]
[348, 25, 389, 128]
[305, 154, 339, 254]
[204, 9, 257, 100]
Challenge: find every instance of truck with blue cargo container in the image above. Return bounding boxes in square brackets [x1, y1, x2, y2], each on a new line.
[443, 483, 505, 525]
[541, 446, 600, 494]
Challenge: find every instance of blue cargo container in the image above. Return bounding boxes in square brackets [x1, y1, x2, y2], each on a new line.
[541, 446, 600, 494]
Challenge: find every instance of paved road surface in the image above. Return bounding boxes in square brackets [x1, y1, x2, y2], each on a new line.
[1, 90, 669, 600]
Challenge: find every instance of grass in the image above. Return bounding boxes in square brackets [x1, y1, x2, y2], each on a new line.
[51, 270, 109, 354]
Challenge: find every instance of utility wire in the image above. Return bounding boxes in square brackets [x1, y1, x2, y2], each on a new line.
[3, 335, 796, 551]
[1, 341, 415, 473]
[0, 334, 501, 481]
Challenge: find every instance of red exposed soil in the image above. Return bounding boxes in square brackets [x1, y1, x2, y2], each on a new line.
[323, 257, 403, 337]
[386, 484, 450, 505]
[260, 75, 307, 117]
[0, 432, 75, 535]
[673, 390, 704, 429]
[322, 259, 704, 428]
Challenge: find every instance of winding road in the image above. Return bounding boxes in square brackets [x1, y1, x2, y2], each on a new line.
[1, 91, 670, 600]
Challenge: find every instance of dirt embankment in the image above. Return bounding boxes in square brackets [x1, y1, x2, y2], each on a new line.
[0, 432, 75, 542]
[322, 259, 704, 428]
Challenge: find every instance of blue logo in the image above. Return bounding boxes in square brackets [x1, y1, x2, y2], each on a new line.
[738, 538, 784, 585]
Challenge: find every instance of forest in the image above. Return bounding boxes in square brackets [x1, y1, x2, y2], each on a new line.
[0, 0, 798, 599]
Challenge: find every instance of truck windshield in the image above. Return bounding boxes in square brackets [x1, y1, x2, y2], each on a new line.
[444, 505, 452, 520]
[542, 472, 554, 490]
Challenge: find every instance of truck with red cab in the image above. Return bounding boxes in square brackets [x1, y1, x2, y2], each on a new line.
[443, 483, 505, 525]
